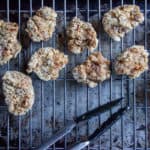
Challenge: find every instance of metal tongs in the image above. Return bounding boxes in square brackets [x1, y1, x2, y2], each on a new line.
[37, 97, 128, 150]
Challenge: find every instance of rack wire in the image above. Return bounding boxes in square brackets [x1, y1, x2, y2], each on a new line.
[0, 0, 149, 150]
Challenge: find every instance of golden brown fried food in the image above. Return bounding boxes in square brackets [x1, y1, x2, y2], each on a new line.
[26, 6, 57, 42]
[66, 17, 98, 54]
[27, 47, 68, 80]
[102, 5, 144, 41]
[0, 20, 21, 65]
[114, 45, 148, 78]
[72, 52, 110, 88]
[2, 71, 34, 116]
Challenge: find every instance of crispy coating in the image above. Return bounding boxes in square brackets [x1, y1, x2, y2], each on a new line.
[114, 45, 149, 78]
[27, 47, 68, 81]
[2, 71, 35, 116]
[102, 5, 144, 41]
[26, 6, 57, 42]
[0, 20, 22, 65]
[66, 17, 98, 54]
[72, 52, 110, 88]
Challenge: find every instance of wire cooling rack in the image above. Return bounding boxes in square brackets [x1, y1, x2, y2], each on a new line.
[0, 0, 150, 149]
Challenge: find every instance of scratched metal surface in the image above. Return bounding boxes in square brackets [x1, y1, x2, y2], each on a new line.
[0, 0, 150, 149]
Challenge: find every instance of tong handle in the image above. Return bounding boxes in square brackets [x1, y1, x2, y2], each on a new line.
[75, 98, 123, 123]
[37, 121, 76, 150]
[69, 107, 128, 150]
[69, 141, 90, 150]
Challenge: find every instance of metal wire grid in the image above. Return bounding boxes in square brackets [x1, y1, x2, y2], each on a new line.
[0, 0, 149, 149]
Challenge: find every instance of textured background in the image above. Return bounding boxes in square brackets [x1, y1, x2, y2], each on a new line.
[0, 0, 150, 149]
